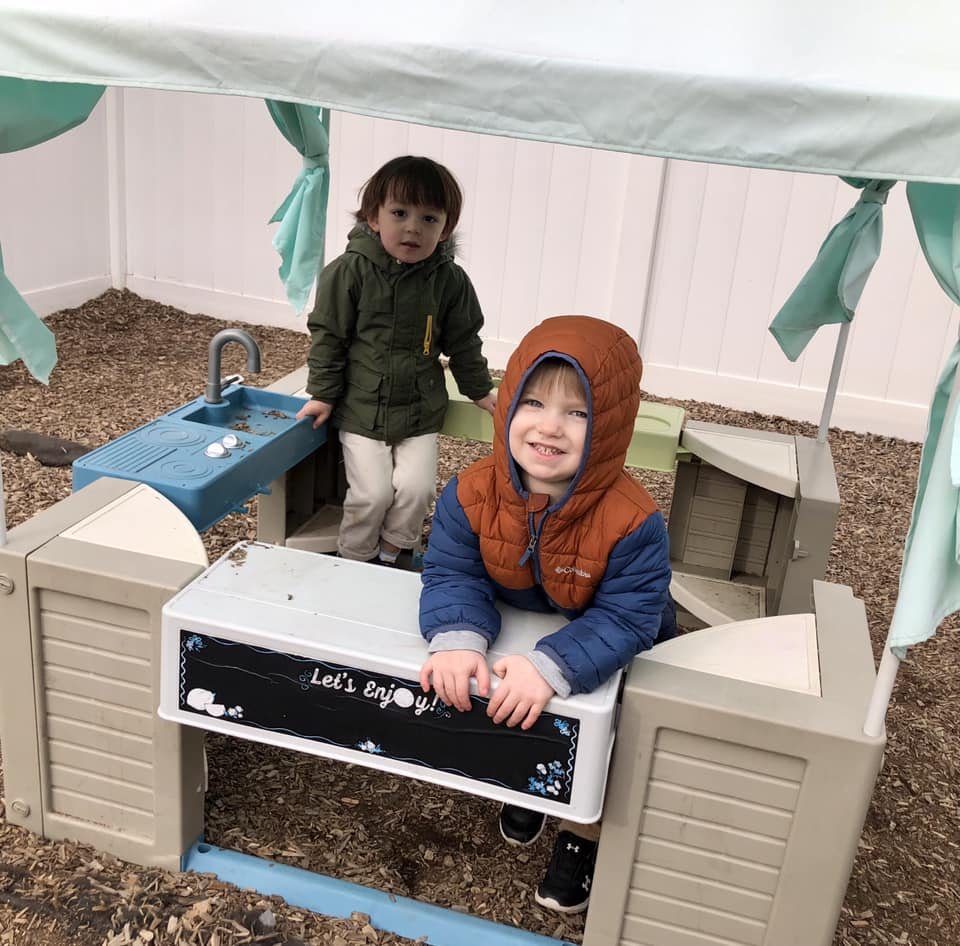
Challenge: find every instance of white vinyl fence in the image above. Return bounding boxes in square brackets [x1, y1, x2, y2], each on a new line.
[2, 88, 956, 441]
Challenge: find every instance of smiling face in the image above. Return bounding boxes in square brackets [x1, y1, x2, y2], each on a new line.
[508, 362, 589, 500]
[368, 195, 450, 265]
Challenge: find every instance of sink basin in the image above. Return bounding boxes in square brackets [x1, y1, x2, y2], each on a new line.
[180, 386, 301, 435]
[72, 385, 325, 532]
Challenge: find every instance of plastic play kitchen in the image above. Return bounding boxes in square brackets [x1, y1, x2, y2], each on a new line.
[0, 356, 866, 946]
[72, 329, 327, 531]
[2, 7, 957, 946]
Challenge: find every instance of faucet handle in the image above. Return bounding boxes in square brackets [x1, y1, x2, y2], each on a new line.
[220, 374, 244, 392]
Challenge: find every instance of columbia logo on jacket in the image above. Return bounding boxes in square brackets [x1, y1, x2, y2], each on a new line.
[555, 565, 592, 578]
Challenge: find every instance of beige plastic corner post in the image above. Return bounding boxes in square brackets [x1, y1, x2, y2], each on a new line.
[670, 422, 839, 624]
[585, 580, 883, 946]
[0, 478, 207, 868]
[258, 366, 346, 552]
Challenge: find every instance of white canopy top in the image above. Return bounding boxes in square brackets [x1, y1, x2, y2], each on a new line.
[2, 1, 960, 182]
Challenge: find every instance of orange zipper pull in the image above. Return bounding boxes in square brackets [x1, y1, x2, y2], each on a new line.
[423, 314, 433, 355]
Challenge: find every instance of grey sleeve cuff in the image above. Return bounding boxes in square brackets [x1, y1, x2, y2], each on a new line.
[427, 630, 489, 654]
[527, 649, 572, 699]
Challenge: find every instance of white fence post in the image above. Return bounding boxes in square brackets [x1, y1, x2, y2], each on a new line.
[106, 87, 128, 290]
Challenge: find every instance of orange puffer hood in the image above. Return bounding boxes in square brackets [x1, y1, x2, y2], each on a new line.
[493, 315, 642, 517]
[456, 315, 655, 609]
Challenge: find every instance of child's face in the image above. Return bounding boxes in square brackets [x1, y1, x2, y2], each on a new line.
[508, 377, 588, 500]
[368, 194, 450, 264]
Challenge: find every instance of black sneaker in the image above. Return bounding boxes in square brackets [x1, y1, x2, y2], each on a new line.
[498, 804, 546, 846]
[535, 830, 597, 914]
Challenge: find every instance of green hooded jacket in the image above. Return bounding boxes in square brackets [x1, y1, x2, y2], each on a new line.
[306, 225, 492, 442]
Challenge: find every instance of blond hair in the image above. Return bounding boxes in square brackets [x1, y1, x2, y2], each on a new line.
[522, 358, 586, 400]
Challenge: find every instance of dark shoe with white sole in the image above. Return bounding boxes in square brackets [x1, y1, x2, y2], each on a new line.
[498, 803, 546, 846]
[534, 830, 597, 914]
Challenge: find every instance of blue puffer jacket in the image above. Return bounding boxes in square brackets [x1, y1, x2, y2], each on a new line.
[420, 479, 676, 695]
[419, 315, 676, 697]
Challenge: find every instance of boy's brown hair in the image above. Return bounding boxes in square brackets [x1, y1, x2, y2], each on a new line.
[523, 357, 586, 402]
[355, 156, 463, 234]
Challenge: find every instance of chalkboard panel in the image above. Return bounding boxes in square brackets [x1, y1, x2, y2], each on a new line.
[178, 630, 579, 803]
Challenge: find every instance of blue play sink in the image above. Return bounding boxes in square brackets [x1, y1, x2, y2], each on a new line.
[72, 384, 326, 531]
[179, 386, 301, 436]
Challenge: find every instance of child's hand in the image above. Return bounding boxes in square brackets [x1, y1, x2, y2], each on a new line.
[487, 655, 556, 730]
[296, 399, 334, 429]
[473, 390, 497, 415]
[420, 650, 490, 712]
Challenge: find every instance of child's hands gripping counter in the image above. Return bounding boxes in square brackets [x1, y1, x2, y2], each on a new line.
[419, 648, 556, 730]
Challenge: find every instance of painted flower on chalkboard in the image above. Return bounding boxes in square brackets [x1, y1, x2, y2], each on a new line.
[526, 760, 566, 797]
[356, 739, 384, 754]
[553, 719, 571, 738]
[184, 634, 205, 652]
[185, 688, 242, 721]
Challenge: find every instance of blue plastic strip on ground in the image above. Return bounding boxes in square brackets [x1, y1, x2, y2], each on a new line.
[182, 841, 575, 946]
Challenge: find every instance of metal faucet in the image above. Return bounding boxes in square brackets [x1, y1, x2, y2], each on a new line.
[205, 328, 262, 404]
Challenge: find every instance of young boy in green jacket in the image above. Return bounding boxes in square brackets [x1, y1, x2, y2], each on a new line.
[296, 156, 496, 564]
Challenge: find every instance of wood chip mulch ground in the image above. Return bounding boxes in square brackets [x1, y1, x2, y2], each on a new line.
[0, 290, 957, 946]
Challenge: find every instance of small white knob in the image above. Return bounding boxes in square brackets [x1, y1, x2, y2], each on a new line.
[204, 442, 229, 459]
[221, 433, 241, 449]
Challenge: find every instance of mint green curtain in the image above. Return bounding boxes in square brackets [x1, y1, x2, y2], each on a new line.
[887, 183, 960, 656]
[0, 78, 104, 153]
[768, 179, 896, 361]
[0, 244, 58, 383]
[266, 101, 330, 314]
[0, 78, 104, 382]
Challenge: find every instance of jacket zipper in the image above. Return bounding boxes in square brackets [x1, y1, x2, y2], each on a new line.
[423, 314, 433, 355]
[518, 510, 547, 584]
[518, 510, 570, 611]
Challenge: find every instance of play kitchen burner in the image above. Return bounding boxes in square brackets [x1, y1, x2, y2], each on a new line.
[72, 329, 326, 531]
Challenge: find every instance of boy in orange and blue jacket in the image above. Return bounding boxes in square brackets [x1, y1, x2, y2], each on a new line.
[419, 315, 675, 913]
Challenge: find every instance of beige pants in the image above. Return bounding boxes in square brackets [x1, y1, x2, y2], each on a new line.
[337, 430, 438, 561]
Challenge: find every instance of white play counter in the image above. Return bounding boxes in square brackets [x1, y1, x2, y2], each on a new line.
[159, 541, 621, 823]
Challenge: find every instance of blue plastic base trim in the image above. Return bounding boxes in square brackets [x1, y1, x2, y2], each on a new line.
[182, 841, 574, 946]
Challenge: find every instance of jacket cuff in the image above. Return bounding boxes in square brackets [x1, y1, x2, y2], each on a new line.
[462, 383, 494, 402]
[427, 630, 489, 654]
[527, 649, 572, 699]
[305, 386, 338, 402]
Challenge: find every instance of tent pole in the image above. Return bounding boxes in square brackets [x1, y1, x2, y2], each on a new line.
[817, 321, 851, 443]
[863, 645, 900, 737]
